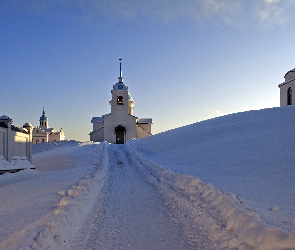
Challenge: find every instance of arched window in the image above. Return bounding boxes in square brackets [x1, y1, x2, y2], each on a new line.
[288, 87, 292, 105]
[117, 96, 123, 105]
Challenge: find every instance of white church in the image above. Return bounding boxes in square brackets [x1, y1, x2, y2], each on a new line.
[278, 68, 295, 106]
[90, 59, 152, 144]
[32, 109, 65, 144]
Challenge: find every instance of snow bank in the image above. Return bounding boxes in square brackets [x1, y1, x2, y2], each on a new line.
[0, 155, 14, 170]
[11, 156, 35, 169]
[32, 140, 78, 154]
[21, 142, 109, 250]
[129, 106, 295, 232]
[127, 142, 295, 250]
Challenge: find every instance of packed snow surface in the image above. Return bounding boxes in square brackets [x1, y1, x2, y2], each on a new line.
[0, 106, 295, 249]
[129, 106, 295, 235]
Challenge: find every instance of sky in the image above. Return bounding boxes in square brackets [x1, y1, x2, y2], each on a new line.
[1, 0, 295, 142]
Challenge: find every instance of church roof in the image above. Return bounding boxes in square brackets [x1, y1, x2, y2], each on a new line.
[91, 117, 104, 123]
[279, 68, 295, 87]
[40, 108, 48, 121]
[284, 68, 295, 78]
[11, 125, 29, 134]
[137, 118, 153, 124]
[0, 121, 8, 128]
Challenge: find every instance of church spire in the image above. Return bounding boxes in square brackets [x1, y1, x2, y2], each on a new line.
[39, 107, 48, 128]
[118, 58, 123, 83]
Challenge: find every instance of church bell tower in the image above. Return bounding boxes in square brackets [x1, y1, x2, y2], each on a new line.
[110, 59, 135, 115]
[39, 108, 48, 129]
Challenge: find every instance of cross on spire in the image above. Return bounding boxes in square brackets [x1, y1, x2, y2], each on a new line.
[118, 58, 123, 83]
[119, 58, 122, 78]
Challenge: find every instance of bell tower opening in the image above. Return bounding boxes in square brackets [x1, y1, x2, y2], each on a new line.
[115, 125, 125, 144]
[117, 96, 123, 105]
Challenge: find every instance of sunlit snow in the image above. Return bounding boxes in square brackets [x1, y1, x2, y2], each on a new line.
[1, 106, 295, 249]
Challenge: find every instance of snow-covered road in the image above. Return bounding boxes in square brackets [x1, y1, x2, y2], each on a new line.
[1, 140, 295, 249]
[72, 145, 192, 249]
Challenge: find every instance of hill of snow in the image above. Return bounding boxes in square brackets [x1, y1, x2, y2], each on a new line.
[129, 105, 295, 233]
[1, 106, 295, 249]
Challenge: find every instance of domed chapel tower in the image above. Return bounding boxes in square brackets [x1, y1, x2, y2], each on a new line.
[90, 59, 152, 144]
[278, 68, 295, 106]
[39, 108, 48, 129]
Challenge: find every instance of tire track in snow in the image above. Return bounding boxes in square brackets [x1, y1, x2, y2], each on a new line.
[72, 144, 193, 250]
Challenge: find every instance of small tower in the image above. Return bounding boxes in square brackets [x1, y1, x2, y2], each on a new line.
[39, 108, 48, 129]
[278, 68, 295, 106]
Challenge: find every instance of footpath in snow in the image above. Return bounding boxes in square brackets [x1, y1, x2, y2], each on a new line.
[71, 145, 192, 249]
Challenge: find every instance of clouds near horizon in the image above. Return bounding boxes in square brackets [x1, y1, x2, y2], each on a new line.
[2, 0, 295, 28]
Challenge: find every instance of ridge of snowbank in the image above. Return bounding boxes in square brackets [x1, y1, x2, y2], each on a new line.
[22, 142, 109, 250]
[127, 142, 295, 250]
[32, 140, 79, 154]
[130, 106, 295, 232]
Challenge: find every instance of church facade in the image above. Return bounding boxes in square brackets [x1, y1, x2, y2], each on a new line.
[32, 109, 65, 144]
[278, 68, 295, 106]
[90, 60, 152, 144]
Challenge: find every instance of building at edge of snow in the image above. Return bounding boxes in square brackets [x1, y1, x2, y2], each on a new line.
[0, 115, 33, 163]
[90, 59, 152, 144]
[32, 109, 65, 144]
[278, 68, 295, 106]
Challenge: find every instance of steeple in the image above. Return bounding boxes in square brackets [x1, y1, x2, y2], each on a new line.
[39, 107, 48, 128]
[118, 58, 123, 83]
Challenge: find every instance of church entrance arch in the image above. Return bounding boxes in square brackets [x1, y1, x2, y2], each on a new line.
[115, 125, 125, 144]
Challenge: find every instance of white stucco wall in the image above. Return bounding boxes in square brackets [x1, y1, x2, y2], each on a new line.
[137, 123, 152, 134]
[32, 128, 48, 144]
[279, 69, 295, 107]
[104, 113, 137, 143]
[0, 128, 7, 159]
[0, 117, 32, 163]
[93, 121, 104, 131]
[90, 127, 104, 142]
[13, 132, 28, 157]
[136, 126, 152, 139]
[279, 81, 295, 106]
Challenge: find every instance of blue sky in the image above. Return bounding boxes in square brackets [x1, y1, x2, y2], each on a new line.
[1, 0, 295, 141]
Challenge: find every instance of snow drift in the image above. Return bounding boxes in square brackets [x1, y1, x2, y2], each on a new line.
[127, 142, 295, 249]
[23, 142, 109, 249]
[128, 106, 295, 248]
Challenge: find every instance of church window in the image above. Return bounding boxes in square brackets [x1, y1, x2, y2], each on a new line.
[117, 96, 123, 105]
[288, 87, 292, 105]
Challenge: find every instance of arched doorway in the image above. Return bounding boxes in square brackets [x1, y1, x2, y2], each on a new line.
[115, 125, 125, 144]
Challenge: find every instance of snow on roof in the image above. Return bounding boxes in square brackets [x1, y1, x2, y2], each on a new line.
[91, 117, 104, 123]
[137, 118, 152, 124]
